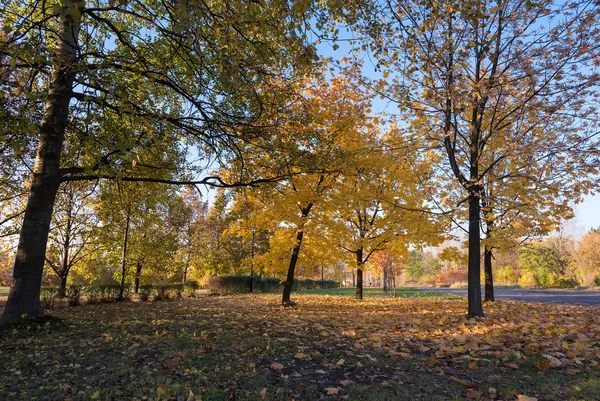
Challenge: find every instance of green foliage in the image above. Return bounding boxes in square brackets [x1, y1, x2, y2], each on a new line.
[257, 277, 282, 293]
[208, 275, 253, 295]
[495, 266, 521, 284]
[207, 275, 338, 295]
[40, 286, 58, 310]
[594, 276, 600, 287]
[84, 286, 102, 304]
[183, 281, 199, 298]
[65, 286, 81, 307]
[405, 250, 442, 282]
[97, 285, 125, 302]
[518, 244, 562, 287]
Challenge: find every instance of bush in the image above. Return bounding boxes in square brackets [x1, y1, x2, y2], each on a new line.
[594, 276, 600, 286]
[207, 275, 251, 295]
[556, 276, 579, 288]
[65, 286, 81, 306]
[84, 286, 102, 304]
[425, 271, 468, 287]
[40, 286, 58, 310]
[258, 277, 283, 292]
[184, 281, 199, 297]
[139, 284, 153, 302]
[97, 284, 122, 302]
[518, 271, 539, 287]
[495, 266, 521, 284]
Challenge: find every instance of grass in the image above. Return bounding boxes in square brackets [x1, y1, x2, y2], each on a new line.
[0, 287, 8, 298]
[296, 286, 464, 299]
[1, 294, 599, 401]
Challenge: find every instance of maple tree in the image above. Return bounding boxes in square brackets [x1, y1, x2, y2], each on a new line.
[331, 0, 600, 316]
[0, 0, 319, 323]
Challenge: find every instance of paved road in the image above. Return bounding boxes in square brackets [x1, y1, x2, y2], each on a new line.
[420, 287, 600, 305]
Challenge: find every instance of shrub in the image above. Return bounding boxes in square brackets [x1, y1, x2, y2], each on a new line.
[207, 275, 252, 295]
[495, 266, 521, 284]
[184, 281, 199, 297]
[518, 271, 539, 287]
[98, 284, 121, 302]
[65, 286, 82, 306]
[40, 286, 58, 310]
[84, 286, 102, 304]
[257, 277, 282, 293]
[139, 284, 153, 302]
[556, 276, 579, 288]
[427, 271, 468, 287]
[594, 276, 600, 286]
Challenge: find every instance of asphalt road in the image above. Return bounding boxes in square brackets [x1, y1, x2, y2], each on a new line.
[420, 287, 600, 305]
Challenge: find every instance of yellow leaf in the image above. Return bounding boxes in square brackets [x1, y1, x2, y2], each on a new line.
[156, 386, 166, 395]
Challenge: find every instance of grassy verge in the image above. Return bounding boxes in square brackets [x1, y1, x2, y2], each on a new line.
[0, 287, 9, 298]
[1, 294, 598, 401]
[296, 287, 464, 299]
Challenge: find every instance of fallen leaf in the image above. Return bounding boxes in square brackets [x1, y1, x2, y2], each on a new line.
[466, 389, 483, 399]
[565, 369, 580, 375]
[504, 362, 519, 370]
[259, 388, 267, 399]
[535, 359, 549, 371]
[517, 395, 538, 401]
[450, 376, 477, 388]
[324, 387, 340, 395]
[270, 362, 284, 370]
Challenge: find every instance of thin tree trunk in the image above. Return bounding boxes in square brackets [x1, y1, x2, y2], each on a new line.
[58, 275, 68, 298]
[484, 246, 495, 302]
[281, 203, 313, 305]
[134, 259, 142, 294]
[356, 247, 363, 300]
[1, 15, 80, 325]
[467, 192, 484, 317]
[281, 228, 305, 304]
[118, 212, 131, 301]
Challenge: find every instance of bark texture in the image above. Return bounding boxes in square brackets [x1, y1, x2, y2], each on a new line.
[1, 15, 80, 325]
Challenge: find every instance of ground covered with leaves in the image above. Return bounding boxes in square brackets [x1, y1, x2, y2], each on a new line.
[1, 294, 599, 401]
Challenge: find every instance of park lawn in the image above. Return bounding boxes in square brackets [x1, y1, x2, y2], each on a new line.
[296, 287, 464, 299]
[1, 295, 599, 401]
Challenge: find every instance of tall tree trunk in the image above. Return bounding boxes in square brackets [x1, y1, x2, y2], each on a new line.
[118, 212, 131, 301]
[356, 248, 363, 300]
[281, 203, 313, 305]
[281, 228, 305, 304]
[134, 259, 143, 294]
[1, 16, 80, 325]
[484, 246, 495, 302]
[467, 192, 484, 317]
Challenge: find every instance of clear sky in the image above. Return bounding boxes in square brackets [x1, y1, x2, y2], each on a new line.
[574, 194, 600, 233]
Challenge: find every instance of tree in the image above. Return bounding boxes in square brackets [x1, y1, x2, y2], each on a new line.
[225, 71, 377, 305]
[44, 181, 95, 297]
[1, 0, 318, 323]
[332, 0, 600, 316]
[573, 228, 600, 285]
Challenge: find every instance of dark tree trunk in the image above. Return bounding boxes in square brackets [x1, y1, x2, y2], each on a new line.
[467, 192, 484, 317]
[58, 275, 68, 298]
[118, 212, 131, 301]
[1, 16, 80, 325]
[484, 246, 495, 302]
[281, 203, 313, 305]
[281, 228, 305, 304]
[356, 248, 363, 300]
[134, 259, 143, 294]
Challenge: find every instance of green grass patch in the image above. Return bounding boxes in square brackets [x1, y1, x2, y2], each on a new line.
[0, 287, 9, 298]
[296, 286, 464, 299]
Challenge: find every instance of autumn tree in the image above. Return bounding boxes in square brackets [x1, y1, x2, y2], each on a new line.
[573, 228, 600, 285]
[225, 72, 377, 305]
[1, 0, 319, 323]
[44, 181, 95, 297]
[331, 0, 600, 316]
